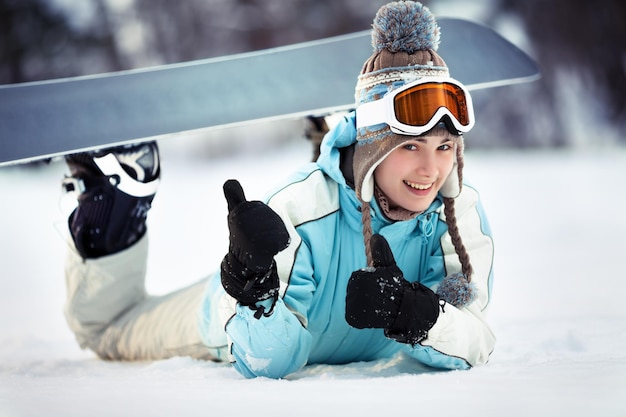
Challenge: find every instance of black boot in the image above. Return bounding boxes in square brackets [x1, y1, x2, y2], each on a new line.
[63, 142, 160, 259]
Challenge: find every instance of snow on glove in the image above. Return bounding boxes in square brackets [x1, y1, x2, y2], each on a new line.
[345, 234, 440, 345]
[220, 179, 290, 310]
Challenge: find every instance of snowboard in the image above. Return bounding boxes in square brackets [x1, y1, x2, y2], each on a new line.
[0, 18, 539, 166]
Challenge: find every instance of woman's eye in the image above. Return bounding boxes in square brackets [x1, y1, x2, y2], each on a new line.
[404, 144, 417, 151]
[438, 144, 452, 151]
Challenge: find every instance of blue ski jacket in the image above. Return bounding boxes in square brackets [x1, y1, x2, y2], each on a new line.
[199, 112, 495, 379]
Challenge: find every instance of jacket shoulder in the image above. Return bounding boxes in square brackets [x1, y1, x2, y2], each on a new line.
[438, 183, 482, 221]
[266, 165, 340, 227]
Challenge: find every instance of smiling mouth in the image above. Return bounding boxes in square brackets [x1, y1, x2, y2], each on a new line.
[404, 180, 434, 191]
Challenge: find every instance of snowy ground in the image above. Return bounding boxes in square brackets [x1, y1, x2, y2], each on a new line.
[1, 134, 625, 417]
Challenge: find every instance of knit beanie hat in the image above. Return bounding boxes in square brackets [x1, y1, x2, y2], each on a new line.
[353, 0, 465, 203]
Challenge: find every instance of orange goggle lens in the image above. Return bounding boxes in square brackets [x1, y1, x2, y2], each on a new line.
[393, 82, 472, 127]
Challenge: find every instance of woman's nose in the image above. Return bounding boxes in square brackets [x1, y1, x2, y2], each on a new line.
[415, 152, 437, 177]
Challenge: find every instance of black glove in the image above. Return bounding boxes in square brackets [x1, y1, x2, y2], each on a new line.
[220, 180, 290, 312]
[345, 234, 440, 345]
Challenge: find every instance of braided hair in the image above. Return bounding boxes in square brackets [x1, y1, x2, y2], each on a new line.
[442, 142, 473, 280]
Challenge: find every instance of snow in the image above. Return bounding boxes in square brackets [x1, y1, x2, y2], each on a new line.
[1, 136, 625, 417]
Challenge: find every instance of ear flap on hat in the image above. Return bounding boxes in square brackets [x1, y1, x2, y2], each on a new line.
[439, 140, 463, 198]
[357, 139, 404, 202]
[360, 158, 385, 203]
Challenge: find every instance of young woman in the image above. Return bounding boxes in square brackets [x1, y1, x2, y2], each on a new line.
[62, 1, 495, 379]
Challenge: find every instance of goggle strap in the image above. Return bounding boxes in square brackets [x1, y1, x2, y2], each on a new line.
[355, 99, 387, 129]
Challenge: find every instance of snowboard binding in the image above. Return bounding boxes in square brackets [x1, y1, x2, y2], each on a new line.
[63, 142, 160, 259]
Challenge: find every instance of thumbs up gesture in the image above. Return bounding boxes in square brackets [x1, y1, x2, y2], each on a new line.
[220, 179, 290, 309]
[223, 179, 290, 272]
[345, 234, 440, 345]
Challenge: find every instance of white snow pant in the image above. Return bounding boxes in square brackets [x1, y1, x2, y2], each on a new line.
[64, 235, 216, 361]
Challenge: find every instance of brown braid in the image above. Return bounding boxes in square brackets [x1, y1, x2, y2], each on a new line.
[443, 197, 473, 280]
[360, 201, 374, 267]
[455, 136, 466, 185]
[442, 141, 473, 280]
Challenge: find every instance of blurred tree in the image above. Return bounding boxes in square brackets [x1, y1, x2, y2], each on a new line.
[495, 0, 626, 143]
[0, 0, 123, 83]
[131, 0, 391, 63]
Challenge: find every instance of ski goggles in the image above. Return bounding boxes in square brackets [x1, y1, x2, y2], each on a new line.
[356, 77, 475, 136]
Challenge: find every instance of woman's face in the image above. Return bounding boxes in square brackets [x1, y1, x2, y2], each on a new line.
[374, 133, 455, 213]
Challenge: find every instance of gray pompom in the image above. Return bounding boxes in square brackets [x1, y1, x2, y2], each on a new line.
[371, 1, 441, 53]
[436, 272, 476, 308]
